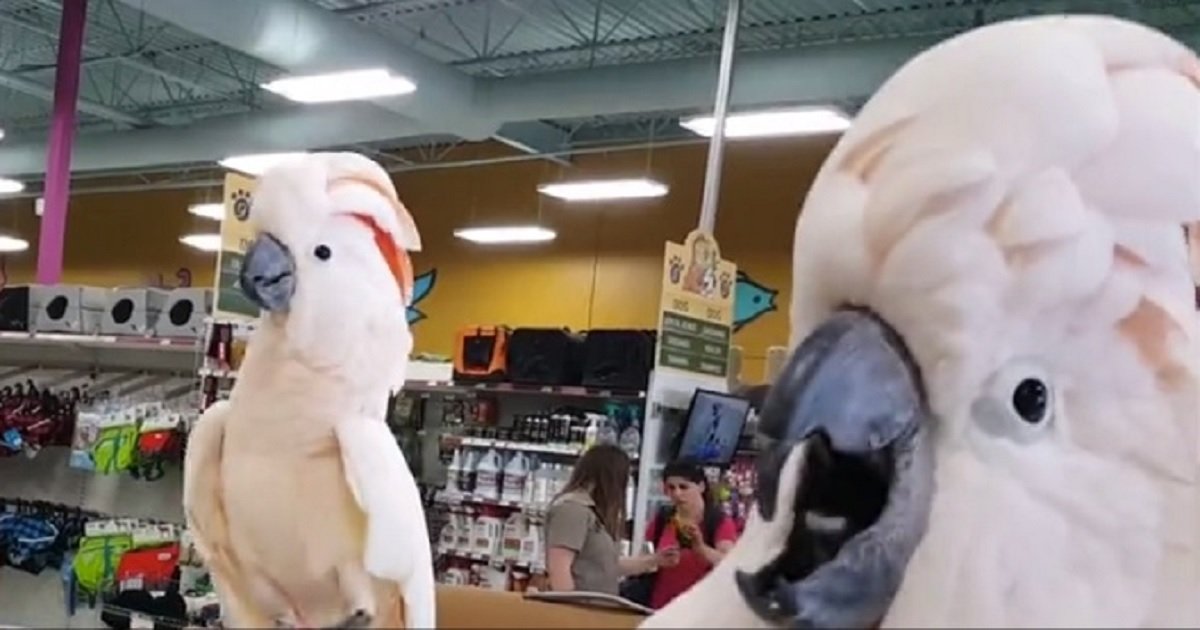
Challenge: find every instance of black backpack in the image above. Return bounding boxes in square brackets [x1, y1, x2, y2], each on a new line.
[618, 505, 724, 607]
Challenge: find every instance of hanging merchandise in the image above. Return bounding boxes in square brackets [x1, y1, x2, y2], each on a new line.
[70, 397, 191, 477]
[0, 380, 82, 459]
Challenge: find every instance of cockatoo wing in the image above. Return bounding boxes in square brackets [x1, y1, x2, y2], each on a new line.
[183, 401, 236, 578]
[335, 417, 436, 629]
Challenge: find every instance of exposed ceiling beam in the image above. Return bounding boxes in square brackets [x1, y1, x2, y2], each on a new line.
[0, 102, 432, 175]
[0, 33, 925, 176]
[0, 70, 150, 127]
[113, 0, 565, 154]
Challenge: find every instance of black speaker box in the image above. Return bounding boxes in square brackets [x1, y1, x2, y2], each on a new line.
[507, 328, 585, 386]
[0, 285, 30, 332]
[580, 329, 656, 391]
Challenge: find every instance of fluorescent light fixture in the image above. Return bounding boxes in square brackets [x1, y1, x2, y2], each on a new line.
[188, 202, 225, 221]
[454, 225, 557, 244]
[0, 178, 25, 194]
[0, 235, 28, 252]
[0, 128, 6, 141]
[537, 178, 668, 202]
[681, 106, 852, 139]
[262, 68, 416, 104]
[218, 152, 309, 176]
[179, 233, 222, 252]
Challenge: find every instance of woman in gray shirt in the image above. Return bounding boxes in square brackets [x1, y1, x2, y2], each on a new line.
[544, 444, 664, 594]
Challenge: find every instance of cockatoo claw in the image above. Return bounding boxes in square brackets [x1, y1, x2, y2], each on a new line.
[737, 308, 935, 628]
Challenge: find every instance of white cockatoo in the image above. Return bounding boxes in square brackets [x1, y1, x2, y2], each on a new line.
[643, 14, 1200, 628]
[183, 153, 435, 628]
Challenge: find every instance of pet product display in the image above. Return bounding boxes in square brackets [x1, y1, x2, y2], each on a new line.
[452, 325, 511, 382]
[100, 288, 168, 337]
[29, 285, 106, 334]
[505, 328, 585, 386]
[580, 329, 656, 390]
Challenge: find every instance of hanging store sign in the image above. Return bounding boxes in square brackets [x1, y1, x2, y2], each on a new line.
[656, 229, 737, 378]
[212, 172, 259, 320]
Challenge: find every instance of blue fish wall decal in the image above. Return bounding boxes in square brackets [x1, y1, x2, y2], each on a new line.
[733, 271, 778, 332]
[407, 269, 437, 325]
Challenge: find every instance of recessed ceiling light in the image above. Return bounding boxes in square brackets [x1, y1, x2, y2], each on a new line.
[0, 235, 29, 252]
[261, 68, 417, 104]
[453, 225, 557, 244]
[537, 178, 668, 202]
[179, 233, 221, 252]
[681, 106, 852, 139]
[0, 178, 25, 194]
[188, 202, 224, 221]
[218, 152, 309, 176]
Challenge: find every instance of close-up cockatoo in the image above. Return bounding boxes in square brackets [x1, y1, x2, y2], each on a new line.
[183, 153, 435, 628]
[644, 14, 1200, 628]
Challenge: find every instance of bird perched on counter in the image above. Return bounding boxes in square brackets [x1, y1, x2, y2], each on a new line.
[182, 153, 434, 628]
[642, 14, 1200, 628]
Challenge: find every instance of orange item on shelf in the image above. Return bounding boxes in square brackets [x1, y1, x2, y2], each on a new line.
[453, 326, 511, 382]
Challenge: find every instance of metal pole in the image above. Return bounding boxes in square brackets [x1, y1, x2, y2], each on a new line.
[36, 0, 88, 284]
[697, 0, 741, 234]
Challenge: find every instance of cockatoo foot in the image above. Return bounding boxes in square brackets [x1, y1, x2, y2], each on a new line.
[734, 308, 934, 627]
[326, 609, 373, 629]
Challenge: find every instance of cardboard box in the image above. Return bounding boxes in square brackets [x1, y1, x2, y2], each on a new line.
[29, 285, 105, 334]
[154, 288, 213, 338]
[100, 288, 168, 336]
[436, 587, 645, 629]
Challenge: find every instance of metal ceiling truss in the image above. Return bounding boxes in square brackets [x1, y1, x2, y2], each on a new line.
[1, 0, 1200, 180]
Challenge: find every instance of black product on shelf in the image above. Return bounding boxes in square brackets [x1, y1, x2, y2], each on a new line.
[0, 285, 30, 331]
[580, 329, 655, 391]
[506, 328, 585, 386]
[672, 389, 752, 466]
[453, 325, 510, 383]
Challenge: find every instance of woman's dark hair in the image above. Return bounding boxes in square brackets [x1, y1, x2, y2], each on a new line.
[560, 444, 631, 538]
[662, 459, 714, 507]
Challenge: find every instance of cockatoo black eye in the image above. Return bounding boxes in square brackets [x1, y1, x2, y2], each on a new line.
[1011, 378, 1048, 424]
[313, 245, 332, 261]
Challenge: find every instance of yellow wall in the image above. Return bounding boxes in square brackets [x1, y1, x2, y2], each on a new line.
[0, 137, 838, 382]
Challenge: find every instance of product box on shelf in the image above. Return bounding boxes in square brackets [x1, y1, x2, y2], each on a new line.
[153, 288, 213, 338]
[100, 287, 168, 336]
[29, 284, 106, 334]
[453, 325, 511, 382]
[0, 285, 30, 331]
[506, 328, 585, 386]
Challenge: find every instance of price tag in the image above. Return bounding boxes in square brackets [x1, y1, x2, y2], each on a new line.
[130, 613, 153, 629]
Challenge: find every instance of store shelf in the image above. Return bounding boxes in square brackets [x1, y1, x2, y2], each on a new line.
[405, 380, 646, 401]
[200, 368, 646, 402]
[434, 491, 548, 517]
[439, 547, 544, 573]
[440, 435, 583, 456]
[0, 331, 199, 373]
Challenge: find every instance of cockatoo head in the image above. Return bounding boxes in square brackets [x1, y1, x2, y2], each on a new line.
[238, 152, 422, 378]
[645, 15, 1200, 629]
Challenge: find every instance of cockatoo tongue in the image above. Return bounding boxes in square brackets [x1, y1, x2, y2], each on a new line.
[736, 308, 934, 627]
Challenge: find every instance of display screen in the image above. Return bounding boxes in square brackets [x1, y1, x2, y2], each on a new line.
[675, 389, 751, 466]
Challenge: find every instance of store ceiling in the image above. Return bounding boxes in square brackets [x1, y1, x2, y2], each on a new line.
[0, 0, 1197, 182]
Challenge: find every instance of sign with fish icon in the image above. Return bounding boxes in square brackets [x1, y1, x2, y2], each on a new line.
[657, 229, 737, 378]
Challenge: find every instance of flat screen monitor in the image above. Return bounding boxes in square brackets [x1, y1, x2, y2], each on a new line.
[674, 389, 751, 466]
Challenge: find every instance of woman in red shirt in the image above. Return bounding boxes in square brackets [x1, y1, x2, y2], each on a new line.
[644, 461, 739, 609]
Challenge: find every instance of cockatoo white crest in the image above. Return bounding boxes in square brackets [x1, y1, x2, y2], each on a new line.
[642, 14, 1200, 629]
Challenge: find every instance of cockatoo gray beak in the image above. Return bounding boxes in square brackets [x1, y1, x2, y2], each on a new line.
[735, 308, 934, 627]
[239, 233, 296, 313]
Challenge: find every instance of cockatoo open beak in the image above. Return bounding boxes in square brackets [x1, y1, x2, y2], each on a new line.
[644, 309, 933, 628]
[733, 308, 933, 626]
[239, 233, 297, 313]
